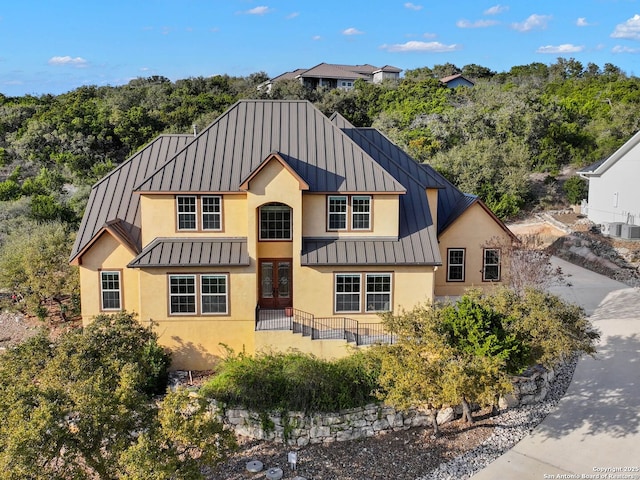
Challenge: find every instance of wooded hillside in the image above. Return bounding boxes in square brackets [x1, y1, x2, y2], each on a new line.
[1, 58, 638, 229]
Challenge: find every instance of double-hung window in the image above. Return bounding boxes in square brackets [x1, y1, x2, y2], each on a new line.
[335, 274, 361, 313]
[177, 196, 197, 230]
[202, 196, 222, 230]
[365, 274, 391, 312]
[483, 249, 501, 281]
[328, 196, 347, 230]
[169, 274, 229, 315]
[169, 275, 196, 314]
[100, 271, 121, 310]
[327, 195, 371, 230]
[352, 196, 371, 230]
[447, 249, 465, 282]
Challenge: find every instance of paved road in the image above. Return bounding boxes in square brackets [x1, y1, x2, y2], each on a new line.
[472, 257, 640, 479]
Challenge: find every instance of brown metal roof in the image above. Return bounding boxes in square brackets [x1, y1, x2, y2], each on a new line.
[70, 134, 192, 263]
[128, 238, 250, 268]
[135, 100, 406, 194]
[298, 63, 373, 80]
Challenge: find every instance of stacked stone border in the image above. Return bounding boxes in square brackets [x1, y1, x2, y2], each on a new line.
[205, 362, 562, 447]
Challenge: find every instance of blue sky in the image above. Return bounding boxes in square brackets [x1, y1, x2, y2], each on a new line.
[2, 0, 640, 97]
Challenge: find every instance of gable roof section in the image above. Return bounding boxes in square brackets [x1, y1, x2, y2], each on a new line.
[70, 134, 193, 264]
[135, 100, 405, 194]
[128, 238, 250, 268]
[578, 129, 640, 178]
[239, 152, 310, 191]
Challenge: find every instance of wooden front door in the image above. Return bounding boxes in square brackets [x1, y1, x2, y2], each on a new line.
[259, 259, 292, 309]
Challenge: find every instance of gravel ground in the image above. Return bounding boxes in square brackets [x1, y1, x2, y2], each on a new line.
[0, 311, 41, 350]
[207, 357, 577, 480]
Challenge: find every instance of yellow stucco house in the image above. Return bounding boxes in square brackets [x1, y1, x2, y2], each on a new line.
[70, 100, 516, 370]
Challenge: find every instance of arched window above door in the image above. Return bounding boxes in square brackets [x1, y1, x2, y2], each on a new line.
[259, 202, 292, 241]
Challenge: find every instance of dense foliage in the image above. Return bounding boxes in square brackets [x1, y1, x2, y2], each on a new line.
[201, 350, 381, 413]
[0, 312, 236, 479]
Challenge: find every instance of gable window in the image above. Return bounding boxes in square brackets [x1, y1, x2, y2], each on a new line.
[365, 274, 392, 312]
[328, 196, 347, 230]
[352, 196, 371, 230]
[447, 248, 465, 282]
[201, 274, 228, 314]
[260, 203, 292, 240]
[169, 275, 196, 314]
[100, 271, 121, 310]
[177, 196, 197, 230]
[483, 249, 501, 281]
[335, 274, 361, 313]
[202, 196, 222, 230]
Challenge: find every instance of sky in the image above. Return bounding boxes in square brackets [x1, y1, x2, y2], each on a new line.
[2, 0, 640, 97]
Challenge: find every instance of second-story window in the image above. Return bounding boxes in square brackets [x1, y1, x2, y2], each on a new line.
[352, 196, 371, 230]
[327, 195, 371, 231]
[328, 196, 347, 230]
[177, 196, 197, 230]
[202, 196, 222, 230]
[260, 203, 292, 240]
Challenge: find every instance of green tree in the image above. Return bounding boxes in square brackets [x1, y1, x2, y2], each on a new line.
[563, 175, 588, 204]
[0, 312, 235, 480]
[0, 221, 79, 321]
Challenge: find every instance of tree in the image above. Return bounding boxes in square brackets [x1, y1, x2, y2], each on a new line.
[563, 175, 588, 204]
[0, 312, 236, 479]
[0, 221, 79, 321]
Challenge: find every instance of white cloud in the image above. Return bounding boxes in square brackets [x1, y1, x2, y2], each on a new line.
[576, 17, 593, 27]
[484, 5, 508, 15]
[612, 45, 640, 53]
[404, 2, 423, 11]
[512, 14, 552, 32]
[342, 27, 364, 35]
[380, 41, 461, 53]
[312, 35, 322, 41]
[48, 56, 88, 67]
[611, 14, 640, 40]
[245, 6, 272, 15]
[456, 19, 498, 28]
[536, 44, 584, 54]
[286, 12, 299, 19]
[423, 32, 437, 39]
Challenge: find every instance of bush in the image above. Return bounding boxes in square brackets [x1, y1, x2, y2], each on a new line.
[201, 350, 380, 413]
[563, 175, 588, 204]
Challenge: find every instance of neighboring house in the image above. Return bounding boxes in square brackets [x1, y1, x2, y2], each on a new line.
[440, 74, 475, 88]
[70, 100, 515, 370]
[263, 63, 402, 92]
[578, 130, 640, 236]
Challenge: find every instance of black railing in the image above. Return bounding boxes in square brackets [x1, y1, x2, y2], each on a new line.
[256, 306, 394, 346]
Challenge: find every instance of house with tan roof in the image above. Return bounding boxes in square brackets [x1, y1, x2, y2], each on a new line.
[264, 63, 402, 92]
[71, 100, 516, 370]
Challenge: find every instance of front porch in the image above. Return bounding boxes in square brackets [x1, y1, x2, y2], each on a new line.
[255, 307, 395, 346]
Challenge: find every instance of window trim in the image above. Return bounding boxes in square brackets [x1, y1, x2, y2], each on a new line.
[176, 195, 198, 231]
[201, 195, 223, 231]
[326, 195, 372, 232]
[482, 248, 501, 282]
[168, 274, 230, 316]
[365, 273, 392, 313]
[334, 273, 362, 314]
[447, 248, 466, 282]
[259, 203, 292, 241]
[99, 270, 122, 311]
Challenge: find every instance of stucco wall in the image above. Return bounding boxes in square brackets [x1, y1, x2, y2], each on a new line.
[435, 203, 512, 297]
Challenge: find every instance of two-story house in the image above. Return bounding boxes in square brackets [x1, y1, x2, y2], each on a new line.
[70, 100, 516, 369]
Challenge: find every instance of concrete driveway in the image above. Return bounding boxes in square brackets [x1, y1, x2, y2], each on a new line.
[472, 257, 640, 479]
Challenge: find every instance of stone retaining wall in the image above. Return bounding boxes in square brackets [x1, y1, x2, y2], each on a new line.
[209, 363, 559, 446]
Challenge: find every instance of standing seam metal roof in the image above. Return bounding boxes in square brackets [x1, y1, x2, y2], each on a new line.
[128, 238, 250, 268]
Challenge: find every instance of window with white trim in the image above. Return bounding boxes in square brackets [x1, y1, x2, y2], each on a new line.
[201, 275, 228, 314]
[177, 196, 197, 230]
[169, 275, 196, 314]
[447, 248, 465, 282]
[335, 274, 361, 313]
[365, 274, 391, 312]
[328, 196, 347, 230]
[100, 271, 121, 310]
[483, 249, 501, 281]
[202, 196, 222, 230]
[260, 203, 292, 240]
[352, 196, 371, 230]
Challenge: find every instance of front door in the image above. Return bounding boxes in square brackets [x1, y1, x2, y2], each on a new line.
[259, 259, 292, 309]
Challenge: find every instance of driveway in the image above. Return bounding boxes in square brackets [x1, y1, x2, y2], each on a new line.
[472, 256, 640, 479]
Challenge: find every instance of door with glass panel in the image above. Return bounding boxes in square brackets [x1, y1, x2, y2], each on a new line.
[259, 259, 292, 309]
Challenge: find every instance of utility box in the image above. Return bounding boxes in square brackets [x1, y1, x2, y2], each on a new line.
[621, 223, 640, 239]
